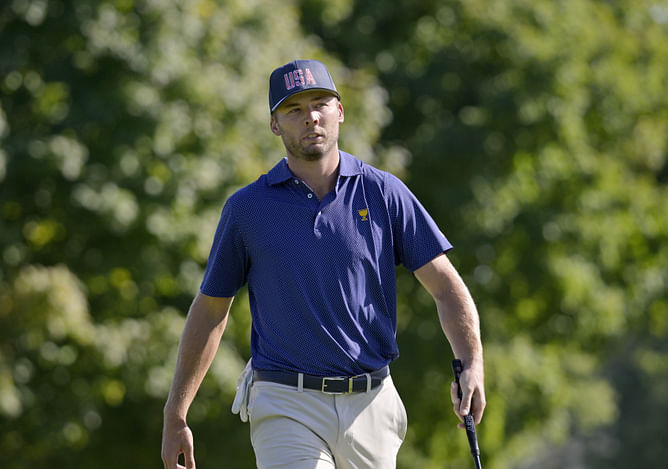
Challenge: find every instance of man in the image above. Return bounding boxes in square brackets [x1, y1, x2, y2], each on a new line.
[161, 59, 485, 469]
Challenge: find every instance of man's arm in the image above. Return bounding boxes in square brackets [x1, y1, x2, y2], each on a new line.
[414, 253, 486, 425]
[161, 292, 234, 469]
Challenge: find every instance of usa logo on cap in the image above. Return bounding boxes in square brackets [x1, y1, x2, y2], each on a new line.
[269, 59, 340, 112]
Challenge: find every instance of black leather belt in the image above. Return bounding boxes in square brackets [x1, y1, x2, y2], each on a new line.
[253, 366, 390, 394]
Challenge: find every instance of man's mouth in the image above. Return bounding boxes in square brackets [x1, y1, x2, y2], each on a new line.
[303, 131, 324, 141]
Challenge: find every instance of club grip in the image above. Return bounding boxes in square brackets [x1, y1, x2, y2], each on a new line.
[452, 358, 464, 399]
[464, 415, 480, 453]
[452, 358, 482, 462]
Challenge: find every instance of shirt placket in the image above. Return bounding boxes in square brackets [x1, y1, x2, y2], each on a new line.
[292, 178, 336, 238]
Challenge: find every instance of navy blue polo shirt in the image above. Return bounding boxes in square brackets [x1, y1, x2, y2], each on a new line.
[201, 151, 452, 376]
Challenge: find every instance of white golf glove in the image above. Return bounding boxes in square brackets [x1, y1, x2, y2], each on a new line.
[231, 358, 253, 422]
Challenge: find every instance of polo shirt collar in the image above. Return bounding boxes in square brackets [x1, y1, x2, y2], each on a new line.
[266, 158, 293, 185]
[338, 151, 363, 177]
[266, 151, 362, 186]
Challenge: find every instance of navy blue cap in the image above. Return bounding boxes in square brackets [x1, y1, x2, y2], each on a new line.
[269, 59, 340, 112]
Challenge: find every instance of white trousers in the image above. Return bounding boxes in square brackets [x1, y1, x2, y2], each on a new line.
[248, 376, 407, 469]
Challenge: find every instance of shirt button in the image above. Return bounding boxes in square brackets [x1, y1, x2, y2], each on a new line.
[307, 193, 313, 198]
[294, 180, 299, 184]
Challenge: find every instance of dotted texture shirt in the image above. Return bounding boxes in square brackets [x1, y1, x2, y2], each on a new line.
[201, 151, 452, 376]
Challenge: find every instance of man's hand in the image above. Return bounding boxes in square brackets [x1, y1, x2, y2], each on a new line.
[414, 254, 486, 427]
[160, 293, 234, 468]
[450, 359, 486, 426]
[161, 418, 196, 469]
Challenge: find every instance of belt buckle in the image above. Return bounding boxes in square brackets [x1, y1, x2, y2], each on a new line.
[321, 376, 353, 394]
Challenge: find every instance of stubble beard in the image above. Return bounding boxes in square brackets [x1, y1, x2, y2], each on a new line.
[282, 130, 338, 162]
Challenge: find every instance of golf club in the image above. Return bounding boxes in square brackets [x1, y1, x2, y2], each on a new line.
[452, 359, 482, 469]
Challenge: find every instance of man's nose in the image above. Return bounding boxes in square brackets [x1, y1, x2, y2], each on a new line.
[305, 108, 320, 125]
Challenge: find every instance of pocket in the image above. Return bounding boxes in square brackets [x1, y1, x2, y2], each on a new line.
[247, 381, 283, 423]
[389, 379, 408, 440]
[247, 382, 260, 421]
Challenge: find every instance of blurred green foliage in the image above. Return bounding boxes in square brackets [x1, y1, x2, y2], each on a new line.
[1, 0, 667, 468]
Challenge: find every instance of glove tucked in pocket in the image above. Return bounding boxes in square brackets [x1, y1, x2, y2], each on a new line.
[231, 358, 253, 422]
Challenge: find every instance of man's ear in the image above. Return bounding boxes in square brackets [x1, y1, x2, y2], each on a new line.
[338, 101, 344, 124]
[270, 115, 281, 136]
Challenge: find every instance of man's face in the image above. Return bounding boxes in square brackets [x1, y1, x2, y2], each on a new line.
[270, 90, 344, 162]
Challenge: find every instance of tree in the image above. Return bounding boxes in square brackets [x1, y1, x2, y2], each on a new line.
[3, 0, 667, 467]
[0, 1, 396, 467]
[298, 1, 668, 468]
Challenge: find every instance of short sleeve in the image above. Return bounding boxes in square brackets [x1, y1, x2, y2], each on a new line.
[200, 197, 249, 297]
[384, 172, 453, 271]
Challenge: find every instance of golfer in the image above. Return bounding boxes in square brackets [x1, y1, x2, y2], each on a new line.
[161, 59, 485, 469]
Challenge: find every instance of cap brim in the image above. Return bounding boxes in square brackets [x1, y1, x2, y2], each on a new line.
[271, 88, 340, 113]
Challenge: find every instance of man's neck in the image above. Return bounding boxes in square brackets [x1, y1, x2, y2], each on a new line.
[286, 149, 340, 200]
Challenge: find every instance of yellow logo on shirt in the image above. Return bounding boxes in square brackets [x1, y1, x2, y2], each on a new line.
[358, 208, 369, 221]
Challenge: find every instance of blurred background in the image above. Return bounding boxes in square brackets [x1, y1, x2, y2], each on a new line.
[1, 0, 667, 467]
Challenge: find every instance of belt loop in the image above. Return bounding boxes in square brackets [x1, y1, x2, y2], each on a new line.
[297, 372, 304, 392]
[365, 373, 372, 392]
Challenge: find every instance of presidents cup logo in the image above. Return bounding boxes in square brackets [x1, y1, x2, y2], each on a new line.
[358, 208, 369, 221]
